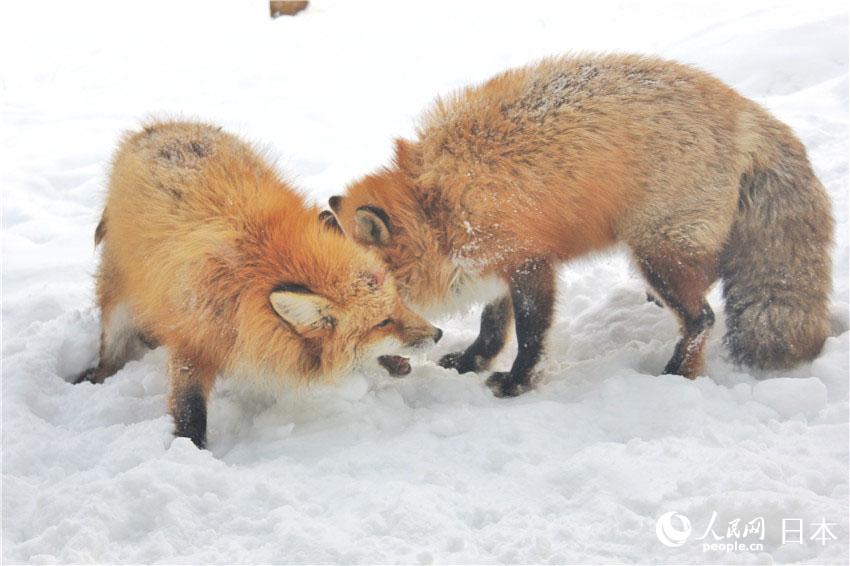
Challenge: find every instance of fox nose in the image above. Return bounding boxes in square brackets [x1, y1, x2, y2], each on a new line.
[434, 328, 443, 343]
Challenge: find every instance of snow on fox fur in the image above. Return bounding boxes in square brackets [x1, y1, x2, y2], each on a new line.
[328, 54, 834, 396]
[77, 120, 441, 447]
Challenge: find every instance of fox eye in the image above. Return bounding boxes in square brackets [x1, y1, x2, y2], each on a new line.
[376, 318, 393, 328]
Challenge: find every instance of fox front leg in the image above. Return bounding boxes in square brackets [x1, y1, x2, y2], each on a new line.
[439, 295, 512, 374]
[167, 353, 216, 448]
[486, 258, 555, 397]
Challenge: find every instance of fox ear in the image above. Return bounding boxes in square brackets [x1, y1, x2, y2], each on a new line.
[270, 285, 335, 335]
[354, 206, 392, 246]
[318, 210, 342, 234]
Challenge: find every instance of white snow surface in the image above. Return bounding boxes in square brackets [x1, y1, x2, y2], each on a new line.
[2, 1, 848, 563]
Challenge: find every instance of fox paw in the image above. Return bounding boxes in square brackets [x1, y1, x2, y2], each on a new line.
[485, 372, 531, 398]
[72, 367, 98, 385]
[438, 351, 484, 374]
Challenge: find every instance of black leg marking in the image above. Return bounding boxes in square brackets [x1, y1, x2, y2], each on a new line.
[173, 384, 208, 449]
[94, 215, 106, 246]
[72, 367, 99, 385]
[439, 295, 512, 373]
[637, 256, 716, 378]
[486, 259, 555, 397]
[646, 290, 663, 307]
[72, 360, 122, 385]
[73, 329, 157, 385]
[661, 302, 715, 376]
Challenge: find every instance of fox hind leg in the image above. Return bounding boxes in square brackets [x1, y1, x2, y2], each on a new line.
[74, 301, 153, 384]
[636, 252, 718, 379]
[75, 246, 156, 384]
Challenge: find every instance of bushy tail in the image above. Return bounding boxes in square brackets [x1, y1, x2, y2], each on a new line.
[720, 124, 833, 370]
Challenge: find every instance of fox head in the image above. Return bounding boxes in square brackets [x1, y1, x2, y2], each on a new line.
[324, 142, 460, 315]
[233, 211, 441, 382]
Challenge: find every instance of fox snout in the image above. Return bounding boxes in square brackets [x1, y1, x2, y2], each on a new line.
[396, 308, 442, 348]
[423, 326, 443, 345]
[403, 324, 442, 348]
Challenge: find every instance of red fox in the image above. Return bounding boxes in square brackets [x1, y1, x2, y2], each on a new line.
[326, 54, 833, 397]
[75, 120, 441, 447]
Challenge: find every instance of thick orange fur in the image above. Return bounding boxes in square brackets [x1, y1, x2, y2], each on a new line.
[79, 120, 440, 446]
[331, 54, 833, 389]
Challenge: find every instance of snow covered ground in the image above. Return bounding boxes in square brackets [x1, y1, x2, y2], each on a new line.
[2, 0, 848, 563]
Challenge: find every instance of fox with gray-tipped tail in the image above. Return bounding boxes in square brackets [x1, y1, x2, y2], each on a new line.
[325, 54, 833, 396]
